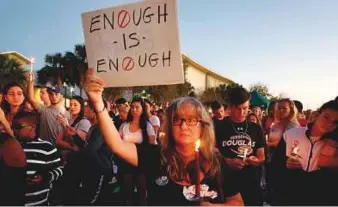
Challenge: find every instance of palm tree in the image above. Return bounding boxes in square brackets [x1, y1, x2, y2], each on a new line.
[37, 44, 88, 96]
[37, 53, 64, 86]
[0, 55, 26, 90]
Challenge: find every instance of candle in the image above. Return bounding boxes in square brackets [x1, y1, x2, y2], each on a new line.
[195, 139, 201, 199]
[243, 148, 248, 161]
[30, 57, 35, 73]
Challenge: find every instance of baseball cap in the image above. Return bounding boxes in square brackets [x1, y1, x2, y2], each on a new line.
[47, 86, 61, 93]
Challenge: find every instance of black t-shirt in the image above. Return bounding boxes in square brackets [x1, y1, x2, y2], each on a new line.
[136, 144, 239, 206]
[212, 117, 225, 148]
[215, 117, 265, 205]
[216, 117, 265, 159]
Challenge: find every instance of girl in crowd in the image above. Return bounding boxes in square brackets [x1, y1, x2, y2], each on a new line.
[118, 97, 155, 205]
[265, 99, 300, 203]
[248, 113, 262, 127]
[0, 82, 26, 137]
[271, 97, 338, 205]
[267, 98, 300, 148]
[262, 101, 277, 135]
[56, 96, 91, 154]
[83, 69, 243, 206]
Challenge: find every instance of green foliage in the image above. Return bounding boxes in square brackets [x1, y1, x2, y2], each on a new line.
[249, 82, 271, 99]
[200, 82, 241, 105]
[0, 55, 27, 90]
[37, 44, 88, 96]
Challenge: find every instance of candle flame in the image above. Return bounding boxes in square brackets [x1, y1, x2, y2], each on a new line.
[195, 139, 200, 152]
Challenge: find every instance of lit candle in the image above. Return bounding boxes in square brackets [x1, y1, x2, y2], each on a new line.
[243, 148, 248, 161]
[30, 57, 35, 73]
[195, 139, 201, 199]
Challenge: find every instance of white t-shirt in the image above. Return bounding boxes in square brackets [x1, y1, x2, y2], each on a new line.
[149, 115, 160, 127]
[119, 122, 155, 144]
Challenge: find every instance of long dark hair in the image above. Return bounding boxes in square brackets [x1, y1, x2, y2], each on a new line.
[70, 96, 85, 127]
[126, 97, 150, 144]
[1, 82, 26, 114]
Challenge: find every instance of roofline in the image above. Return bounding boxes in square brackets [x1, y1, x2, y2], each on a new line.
[182, 53, 235, 84]
[0, 51, 32, 64]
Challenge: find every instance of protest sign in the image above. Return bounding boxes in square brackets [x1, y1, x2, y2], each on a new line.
[82, 0, 184, 87]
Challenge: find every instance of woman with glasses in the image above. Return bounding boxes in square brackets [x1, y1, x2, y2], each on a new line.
[0, 82, 26, 137]
[271, 97, 338, 205]
[83, 69, 243, 206]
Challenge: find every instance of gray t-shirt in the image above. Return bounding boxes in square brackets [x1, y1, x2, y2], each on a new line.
[71, 118, 91, 133]
[38, 104, 70, 145]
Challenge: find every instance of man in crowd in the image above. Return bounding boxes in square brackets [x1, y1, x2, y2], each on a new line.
[294, 100, 308, 127]
[216, 87, 265, 206]
[26, 72, 69, 145]
[210, 100, 226, 142]
[12, 112, 63, 205]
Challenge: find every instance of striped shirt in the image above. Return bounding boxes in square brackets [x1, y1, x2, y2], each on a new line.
[20, 138, 63, 206]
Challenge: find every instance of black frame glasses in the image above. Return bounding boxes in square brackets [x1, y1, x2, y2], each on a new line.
[172, 117, 202, 126]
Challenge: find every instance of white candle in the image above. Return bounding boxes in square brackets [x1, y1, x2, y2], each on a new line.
[30, 57, 35, 73]
[243, 148, 248, 161]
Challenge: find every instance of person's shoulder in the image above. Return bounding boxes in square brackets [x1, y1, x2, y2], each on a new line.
[3, 138, 26, 167]
[222, 117, 232, 125]
[284, 127, 307, 138]
[30, 138, 56, 149]
[79, 118, 91, 125]
[248, 121, 262, 130]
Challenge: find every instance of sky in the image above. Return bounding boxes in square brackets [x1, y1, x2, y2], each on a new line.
[1, 0, 338, 110]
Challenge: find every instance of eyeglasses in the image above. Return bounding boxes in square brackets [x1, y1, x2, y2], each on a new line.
[12, 124, 36, 130]
[173, 117, 201, 126]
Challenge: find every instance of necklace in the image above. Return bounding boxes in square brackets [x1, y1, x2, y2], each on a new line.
[230, 120, 248, 135]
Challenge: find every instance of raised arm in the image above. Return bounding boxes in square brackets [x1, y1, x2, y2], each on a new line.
[26, 72, 41, 111]
[0, 108, 14, 137]
[84, 69, 138, 166]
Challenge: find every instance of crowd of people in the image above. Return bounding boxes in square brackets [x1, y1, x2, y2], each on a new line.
[0, 69, 338, 206]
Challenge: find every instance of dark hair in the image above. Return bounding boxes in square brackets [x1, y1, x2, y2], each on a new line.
[318, 97, 338, 113]
[144, 98, 152, 106]
[1, 82, 26, 114]
[70, 96, 85, 127]
[227, 87, 251, 106]
[127, 97, 150, 143]
[210, 100, 222, 111]
[115, 98, 127, 105]
[13, 111, 39, 125]
[293, 100, 303, 113]
[157, 109, 165, 115]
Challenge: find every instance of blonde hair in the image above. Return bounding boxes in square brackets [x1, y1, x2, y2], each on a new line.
[278, 98, 298, 126]
[159, 97, 221, 182]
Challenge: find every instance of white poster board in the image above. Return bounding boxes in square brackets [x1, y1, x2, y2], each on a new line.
[82, 0, 184, 87]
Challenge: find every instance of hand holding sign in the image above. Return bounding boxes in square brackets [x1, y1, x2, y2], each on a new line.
[84, 68, 105, 111]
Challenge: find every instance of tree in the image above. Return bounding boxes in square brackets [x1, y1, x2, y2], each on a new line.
[138, 59, 194, 103]
[200, 83, 241, 104]
[37, 44, 88, 96]
[249, 82, 271, 99]
[37, 53, 64, 86]
[0, 54, 27, 90]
